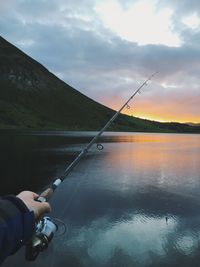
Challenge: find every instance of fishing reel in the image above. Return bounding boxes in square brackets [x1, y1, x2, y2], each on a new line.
[25, 216, 58, 261]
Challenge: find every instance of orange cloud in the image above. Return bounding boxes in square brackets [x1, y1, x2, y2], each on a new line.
[103, 95, 200, 124]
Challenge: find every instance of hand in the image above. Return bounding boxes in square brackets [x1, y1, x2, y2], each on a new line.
[17, 191, 51, 220]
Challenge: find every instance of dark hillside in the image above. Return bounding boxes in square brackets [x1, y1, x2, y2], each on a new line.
[0, 36, 116, 130]
[0, 36, 199, 133]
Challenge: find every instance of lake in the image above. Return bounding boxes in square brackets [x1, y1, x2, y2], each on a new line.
[1, 131, 200, 267]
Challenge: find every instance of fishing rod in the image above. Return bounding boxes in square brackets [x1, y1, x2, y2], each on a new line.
[25, 72, 158, 260]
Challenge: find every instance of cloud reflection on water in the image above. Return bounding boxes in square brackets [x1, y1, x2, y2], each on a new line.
[1, 132, 200, 267]
[56, 211, 200, 267]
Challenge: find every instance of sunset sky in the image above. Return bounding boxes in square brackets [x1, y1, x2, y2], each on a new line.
[0, 0, 200, 123]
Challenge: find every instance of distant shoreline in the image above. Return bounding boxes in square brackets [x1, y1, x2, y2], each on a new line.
[0, 127, 199, 135]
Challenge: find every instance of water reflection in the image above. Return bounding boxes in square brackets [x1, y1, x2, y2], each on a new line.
[1, 131, 200, 267]
[72, 215, 177, 265]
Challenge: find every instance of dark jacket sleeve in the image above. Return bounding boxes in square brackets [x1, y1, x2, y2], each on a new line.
[0, 195, 35, 264]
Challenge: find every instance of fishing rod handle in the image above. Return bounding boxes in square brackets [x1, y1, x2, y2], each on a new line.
[37, 178, 62, 202]
[37, 188, 54, 202]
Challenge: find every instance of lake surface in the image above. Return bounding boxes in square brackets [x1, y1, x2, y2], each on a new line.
[1, 131, 200, 267]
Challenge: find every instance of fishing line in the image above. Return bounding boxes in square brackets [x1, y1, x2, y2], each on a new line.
[25, 72, 158, 261]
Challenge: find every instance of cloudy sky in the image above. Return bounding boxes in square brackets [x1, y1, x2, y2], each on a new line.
[1, 0, 200, 123]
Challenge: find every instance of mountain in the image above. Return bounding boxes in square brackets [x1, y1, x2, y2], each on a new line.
[0, 36, 200, 133]
[186, 122, 200, 127]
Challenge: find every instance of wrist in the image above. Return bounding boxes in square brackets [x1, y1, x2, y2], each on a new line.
[4, 195, 30, 213]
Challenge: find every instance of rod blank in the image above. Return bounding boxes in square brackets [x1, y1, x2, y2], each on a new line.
[39, 72, 157, 201]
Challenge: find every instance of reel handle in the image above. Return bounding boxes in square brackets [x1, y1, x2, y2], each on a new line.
[25, 217, 57, 261]
[26, 179, 62, 260]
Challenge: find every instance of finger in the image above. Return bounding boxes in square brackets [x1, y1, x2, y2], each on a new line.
[33, 205, 51, 221]
[36, 201, 51, 214]
[43, 202, 51, 213]
[32, 192, 39, 199]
